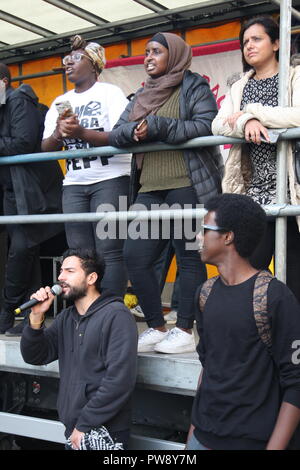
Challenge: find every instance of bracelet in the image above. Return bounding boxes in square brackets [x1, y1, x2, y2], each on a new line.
[52, 131, 63, 143]
[29, 313, 45, 327]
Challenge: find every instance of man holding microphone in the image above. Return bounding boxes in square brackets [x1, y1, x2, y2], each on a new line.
[21, 247, 137, 450]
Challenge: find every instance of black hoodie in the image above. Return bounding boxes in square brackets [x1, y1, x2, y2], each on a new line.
[21, 291, 138, 437]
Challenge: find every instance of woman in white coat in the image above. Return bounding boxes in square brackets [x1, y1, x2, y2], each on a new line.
[212, 16, 300, 302]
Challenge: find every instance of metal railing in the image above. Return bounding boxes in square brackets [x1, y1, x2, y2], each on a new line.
[0, 128, 300, 282]
[1, 128, 300, 166]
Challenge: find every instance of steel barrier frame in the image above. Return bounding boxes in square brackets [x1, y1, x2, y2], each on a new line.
[0, 128, 300, 165]
[0, 128, 299, 280]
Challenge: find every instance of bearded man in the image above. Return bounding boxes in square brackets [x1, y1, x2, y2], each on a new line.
[21, 248, 137, 450]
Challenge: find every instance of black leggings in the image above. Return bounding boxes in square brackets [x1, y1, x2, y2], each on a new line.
[124, 187, 207, 330]
[249, 217, 300, 303]
[3, 187, 41, 310]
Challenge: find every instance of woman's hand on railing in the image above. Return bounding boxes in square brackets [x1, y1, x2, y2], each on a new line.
[244, 119, 270, 145]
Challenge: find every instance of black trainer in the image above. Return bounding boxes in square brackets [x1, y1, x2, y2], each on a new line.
[5, 317, 29, 337]
[0, 310, 15, 334]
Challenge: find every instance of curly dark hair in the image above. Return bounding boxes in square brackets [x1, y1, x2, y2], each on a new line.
[204, 194, 267, 259]
[62, 248, 105, 291]
[239, 16, 279, 72]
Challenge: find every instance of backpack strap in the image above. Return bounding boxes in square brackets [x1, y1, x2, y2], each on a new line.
[199, 270, 274, 353]
[199, 276, 219, 312]
[253, 270, 274, 353]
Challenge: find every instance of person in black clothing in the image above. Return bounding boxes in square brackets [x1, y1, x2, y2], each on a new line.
[0, 63, 63, 336]
[187, 194, 300, 450]
[109, 32, 223, 354]
[21, 248, 137, 450]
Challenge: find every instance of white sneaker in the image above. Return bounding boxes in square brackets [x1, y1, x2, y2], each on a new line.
[163, 310, 177, 324]
[130, 304, 145, 318]
[154, 327, 196, 354]
[138, 328, 168, 353]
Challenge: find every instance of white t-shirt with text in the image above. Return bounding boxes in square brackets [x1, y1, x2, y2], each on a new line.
[43, 82, 131, 185]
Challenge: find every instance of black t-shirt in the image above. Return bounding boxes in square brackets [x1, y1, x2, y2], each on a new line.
[192, 273, 300, 450]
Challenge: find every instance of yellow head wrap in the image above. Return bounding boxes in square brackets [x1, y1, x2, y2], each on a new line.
[85, 42, 106, 75]
[71, 35, 106, 75]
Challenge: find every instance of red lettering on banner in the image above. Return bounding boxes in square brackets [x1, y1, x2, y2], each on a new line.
[201, 79, 226, 110]
[210, 84, 225, 109]
[211, 83, 220, 97]
[217, 94, 226, 109]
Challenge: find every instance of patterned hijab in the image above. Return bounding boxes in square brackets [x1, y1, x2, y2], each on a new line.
[129, 32, 192, 121]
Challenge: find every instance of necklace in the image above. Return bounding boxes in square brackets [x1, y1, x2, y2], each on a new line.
[254, 69, 279, 80]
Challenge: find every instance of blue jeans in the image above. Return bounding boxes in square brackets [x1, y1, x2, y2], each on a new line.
[124, 187, 207, 329]
[62, 176, 129, 297]
[186, 432, 210, 450]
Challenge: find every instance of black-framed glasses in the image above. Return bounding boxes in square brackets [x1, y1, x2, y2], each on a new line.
[202, 224, 229, 234]
[62, 53, 92, 66]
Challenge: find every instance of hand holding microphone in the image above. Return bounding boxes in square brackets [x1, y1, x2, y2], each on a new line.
[15, 285, 62, 329]
[15, 284, 62, 314]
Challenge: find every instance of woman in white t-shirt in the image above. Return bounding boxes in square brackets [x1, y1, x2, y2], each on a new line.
[42, 35, 131, 296]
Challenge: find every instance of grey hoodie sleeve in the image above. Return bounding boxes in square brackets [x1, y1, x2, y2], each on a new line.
[20, 318, 60, 365]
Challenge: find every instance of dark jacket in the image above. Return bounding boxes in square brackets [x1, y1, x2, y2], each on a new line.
[21, 291, 138, 437]
[0, 84, 63, 246]
[109, 70, 224, 204]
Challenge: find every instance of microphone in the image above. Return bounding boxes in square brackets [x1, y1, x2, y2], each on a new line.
[14, 284, 63, 314]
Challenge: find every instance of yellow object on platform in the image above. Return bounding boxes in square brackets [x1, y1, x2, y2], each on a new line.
[124, 293, 138, 309]
[166, 256, 274, 283]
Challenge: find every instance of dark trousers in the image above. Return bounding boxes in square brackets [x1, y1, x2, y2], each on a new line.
[2, 187, 41, 311]
[153, 241, 179, 309]
[62, 176, 129, 297]
[124, 187, 207, 330]
[250, 217, 300, 304]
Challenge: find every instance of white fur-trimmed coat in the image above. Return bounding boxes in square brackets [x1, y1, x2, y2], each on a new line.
[212, 65, 300, 228]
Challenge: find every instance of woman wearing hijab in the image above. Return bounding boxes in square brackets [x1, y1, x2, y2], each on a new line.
[42, 35, 131, 297]
[109, 32, 223, 354]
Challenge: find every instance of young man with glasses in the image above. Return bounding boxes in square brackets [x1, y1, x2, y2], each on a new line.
[187, 193, 300, 450]
[42, 35, 131, 298]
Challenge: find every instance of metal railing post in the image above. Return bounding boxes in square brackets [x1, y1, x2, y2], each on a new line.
[275, 0, 292, 283]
